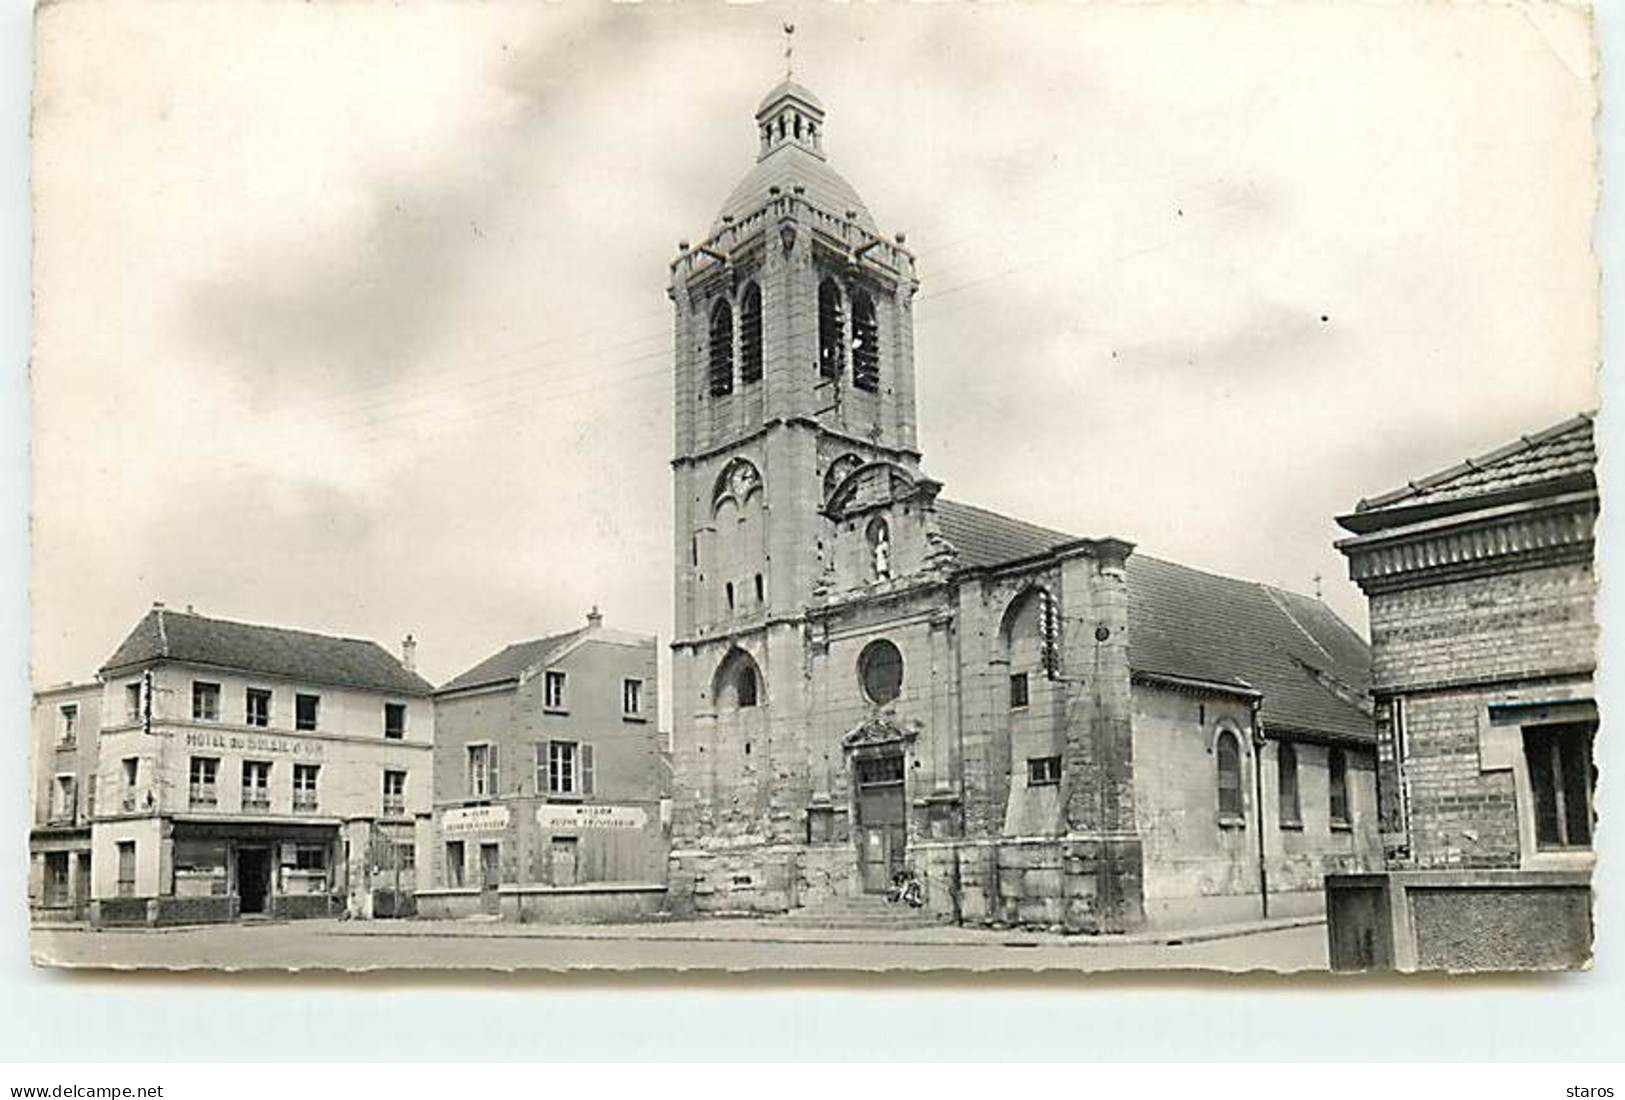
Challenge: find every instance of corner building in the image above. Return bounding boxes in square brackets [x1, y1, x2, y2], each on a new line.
[88, 606, 433, 925]
[1326, 413, 1597, 970]
[667, 81, 1381, 932]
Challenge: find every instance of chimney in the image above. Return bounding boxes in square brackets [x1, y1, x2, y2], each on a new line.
[586, 606, 603, 628]
[402, 634, 417, 673]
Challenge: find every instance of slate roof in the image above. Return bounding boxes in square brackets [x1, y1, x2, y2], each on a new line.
[101, 608, 433, 696]
[1343, 413, 1595, 531]
[934, 499, 1373, 743]
[437, 629, 586, 695]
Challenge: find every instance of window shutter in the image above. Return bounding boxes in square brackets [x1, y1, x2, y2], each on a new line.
[466, 748, 475, 797]
[581, 743, 595, 796]
[489, 744, 501, 798]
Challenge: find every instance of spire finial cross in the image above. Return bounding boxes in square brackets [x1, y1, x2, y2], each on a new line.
[783, 22, 796, 79]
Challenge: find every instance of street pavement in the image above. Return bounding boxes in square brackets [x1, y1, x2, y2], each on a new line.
[31, 916, 1330, 973]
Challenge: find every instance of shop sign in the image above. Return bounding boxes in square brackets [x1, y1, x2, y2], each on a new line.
[442, 805, 510, 836]
[537, 804, 647, 831]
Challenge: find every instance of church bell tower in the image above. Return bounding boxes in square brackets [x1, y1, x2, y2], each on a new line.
[667, 74, 925, 858]
[669, 77, 923, 642]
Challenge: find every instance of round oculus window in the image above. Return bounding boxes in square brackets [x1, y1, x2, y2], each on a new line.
[859, 639, 904, 705]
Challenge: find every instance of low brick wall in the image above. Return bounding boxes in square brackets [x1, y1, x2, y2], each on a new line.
[92, 898, 152, 927]
[270, 894, 343, 921]
[372, 889, 417, 919]
[153, 895, 238, 926]
[502, 883, 667, 924]
[414, 888, 484, 921]
[1327, 869, 1592, 972]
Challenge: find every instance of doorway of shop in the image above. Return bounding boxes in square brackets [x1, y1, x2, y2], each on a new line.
[479, 842, 501, 915]
[237, 846, 271, 917]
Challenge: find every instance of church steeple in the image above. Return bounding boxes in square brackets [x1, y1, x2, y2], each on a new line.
[755, 79, 826, 160]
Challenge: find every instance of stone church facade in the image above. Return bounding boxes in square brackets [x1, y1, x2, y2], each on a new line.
[667, 79, 1379, 932]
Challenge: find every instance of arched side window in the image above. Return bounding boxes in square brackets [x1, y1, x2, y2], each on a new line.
[851, 289, 879, 391]
[817, 278, 844, 380]
[1278, 741, 1302, 827]
[739, 282, 763, 385]
[1328, 747, 1350, 827]
[713, 649, 764, 710]
[1216, 730, 1243, 821]
[708, 299, 734, 397]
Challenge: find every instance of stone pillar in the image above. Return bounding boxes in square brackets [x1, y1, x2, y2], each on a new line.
[344, 818, 375, 920]
[1058, 538, 1144, 932]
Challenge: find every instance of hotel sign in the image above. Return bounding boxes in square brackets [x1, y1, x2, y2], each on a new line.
[537, 804, 647, 831]
[184, 730, 324, 757]
[442, 805, 510, 836]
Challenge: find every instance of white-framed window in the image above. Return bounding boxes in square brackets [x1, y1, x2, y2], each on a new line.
[1027, 755, 1061, 786]
[623, 678, 643, 717]
[188, 756, 219, 808]
[245, 687, 271, 728]
[120, 756, 139, 812]
[543, 740, 595, 796]
[192, 681, 220, 722]
[292, 763, 320, 812]
[295, 693, 320, 732]
[1523, 722, 1594, 850]
[467, 743, 497, 799]
[383, 769, 407, 815]
[544, 670, 567, 711]
[56, 703, 79, 746]
[116, 840, 136, 897]
[52, 774, 76, 821]
[384, 702, 406, 740]
[242, 760, 271, 811]
[124, 682, 142, 724]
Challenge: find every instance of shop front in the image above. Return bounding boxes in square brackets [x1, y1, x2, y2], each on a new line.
[165, 818, 345, 924]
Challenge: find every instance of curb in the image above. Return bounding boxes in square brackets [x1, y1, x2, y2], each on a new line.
[312, 914, 1326, 950]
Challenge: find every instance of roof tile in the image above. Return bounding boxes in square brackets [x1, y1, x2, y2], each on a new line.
[101, 609, 433, 696]
[934, 499, 1373, 742]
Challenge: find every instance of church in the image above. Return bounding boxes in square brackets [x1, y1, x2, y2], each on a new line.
[666, 77, 1380, 932]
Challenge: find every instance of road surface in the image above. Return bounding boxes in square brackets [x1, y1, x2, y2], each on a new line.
[32, 917, 1328, 973]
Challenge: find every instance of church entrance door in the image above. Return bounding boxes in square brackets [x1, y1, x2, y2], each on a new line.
[854, 752, 906, 893]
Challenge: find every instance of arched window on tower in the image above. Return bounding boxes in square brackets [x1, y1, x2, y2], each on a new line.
[740, 282, 763, 385]
[851, 289, 879, 391]
[708, 299, 734, 397]
[818, 278, 844, 380]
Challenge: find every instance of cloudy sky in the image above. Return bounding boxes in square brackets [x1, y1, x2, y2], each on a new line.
[31, 2, 1597, 705]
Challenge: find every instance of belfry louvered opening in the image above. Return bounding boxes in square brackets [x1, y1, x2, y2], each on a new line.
[709, 299, 734, 397]
[740, 282, 763, 384]
[851, 289, 879, 391]
[818, 278, 844, 380]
